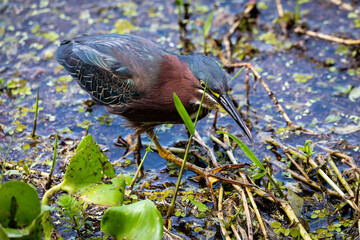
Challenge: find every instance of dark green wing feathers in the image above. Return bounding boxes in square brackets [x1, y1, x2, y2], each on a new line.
[56, 34, 143, 106]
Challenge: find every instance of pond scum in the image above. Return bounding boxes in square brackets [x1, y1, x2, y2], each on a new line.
[1, 0, 360, 239]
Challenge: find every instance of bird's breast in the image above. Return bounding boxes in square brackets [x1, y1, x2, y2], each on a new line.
[119, 54, 206, 126]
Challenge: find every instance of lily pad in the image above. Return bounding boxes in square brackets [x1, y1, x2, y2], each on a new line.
[79, 176, 125, 206]
[42, 135, 124, 238]
[101, 200, 163, 240]
[60, 135, 124, 206]
[334, 125, 360, 135]
[349, 86, 360, 102]
[0, 225, 9, 240]
[0, 181, 42, 239]
[61, 135, 116, 193]
[0, 181, 40, 228]
[325, 114, 341, 123]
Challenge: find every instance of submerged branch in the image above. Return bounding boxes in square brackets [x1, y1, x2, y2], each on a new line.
[225, 62, 317, 134]
[295, 26, 360, 45]
[327, 0, 354, 11]
[266, 137, 360, 213]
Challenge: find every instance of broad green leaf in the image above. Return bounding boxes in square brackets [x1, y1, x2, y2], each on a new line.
[203, 11, 214, 36]
[0, 181, 42, 239]
[173, 93, 194, 134]
[217, 131, 265, 170]
[79, 176, 125, 206]
[290, 228, 299, 237]
[190, 199, 209, 212]
[61, 135, 123, 206]
[62, 135, 116, 193]
[42, 135, 122, 238]
[101, 200, 163, 240]
[42, 211, 63, 240]
[4, 215, 42, 239]
[0, 225, 9, 240]
[0, 181, 40, 228]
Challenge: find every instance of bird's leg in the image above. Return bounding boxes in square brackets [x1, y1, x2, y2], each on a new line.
[212, 109, 219, 130]
[119, 134, 142, 157]
[132, 134, 142, 152]
[132, 134, 143, 177]
[146, 130, 206, 175]
[146, 130, 254, 204]
[113, 134, 143, 169]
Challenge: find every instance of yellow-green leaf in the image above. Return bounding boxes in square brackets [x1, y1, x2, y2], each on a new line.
[217, 131, 265, 170]
[203, 11, 214, 36]
[173, 93, 194, 134]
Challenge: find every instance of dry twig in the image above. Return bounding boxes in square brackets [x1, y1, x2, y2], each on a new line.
[285, 152, 311, 181]
[223, 20, 241, 64]
[327, 0, 354, 11]
[275, 0, 284, 17]
[317, 145, 360, 180]
[266, 137, 360, 212]
[225, 62, 317, 134]
[328, 156, 355, 197]
[271, 156, 340, 197]
[275, 0, 287, 34]
[208, 35, 227, 64]
[295, 26, 360, 45]
[249, 186, 312, 240]
[218, 185, 232, 240]
[195, 132, 254, 239]
[230, 224, 242, 240]
[223, 135, 268, 239]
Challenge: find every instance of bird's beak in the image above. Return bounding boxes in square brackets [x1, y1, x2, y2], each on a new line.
[216, 94, 253, 143]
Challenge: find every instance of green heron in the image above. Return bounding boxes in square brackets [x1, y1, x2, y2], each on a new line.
[55, 33, 253, 183]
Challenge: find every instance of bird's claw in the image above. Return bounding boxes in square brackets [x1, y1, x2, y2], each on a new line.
[114, 135, 130, 148]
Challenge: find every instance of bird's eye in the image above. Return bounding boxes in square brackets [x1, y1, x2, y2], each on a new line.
[200, 81, 206, 89]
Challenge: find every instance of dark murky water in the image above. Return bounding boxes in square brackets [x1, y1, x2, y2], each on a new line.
[0, 0, 359, 238]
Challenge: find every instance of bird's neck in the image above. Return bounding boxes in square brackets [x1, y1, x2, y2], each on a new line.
[173, 54, 195, 73]
[188, 105, 211, 121]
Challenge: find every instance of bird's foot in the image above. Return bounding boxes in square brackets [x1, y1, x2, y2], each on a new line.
[113, 134, 142, 166]
[114, 135, 131, 148]
[153, 138, 202, 172]
[147, 130, 254, 206]
[157, 145, 254, 204]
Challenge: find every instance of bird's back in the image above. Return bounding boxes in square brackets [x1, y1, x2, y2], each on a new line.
[56, 34, 167, 107]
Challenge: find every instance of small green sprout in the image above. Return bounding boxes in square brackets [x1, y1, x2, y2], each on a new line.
[299, 140, 316, 157]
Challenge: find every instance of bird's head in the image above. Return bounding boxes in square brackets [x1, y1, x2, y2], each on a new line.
[182, 54, 253, 143]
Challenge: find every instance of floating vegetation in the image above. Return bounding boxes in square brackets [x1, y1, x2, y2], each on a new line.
[0, 0, 359, 239]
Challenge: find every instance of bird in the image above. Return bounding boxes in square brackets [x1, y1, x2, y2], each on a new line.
[55, 33, 253, 184]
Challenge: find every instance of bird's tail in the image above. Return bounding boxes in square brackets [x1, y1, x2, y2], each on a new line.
[55, 39, 73, 64]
